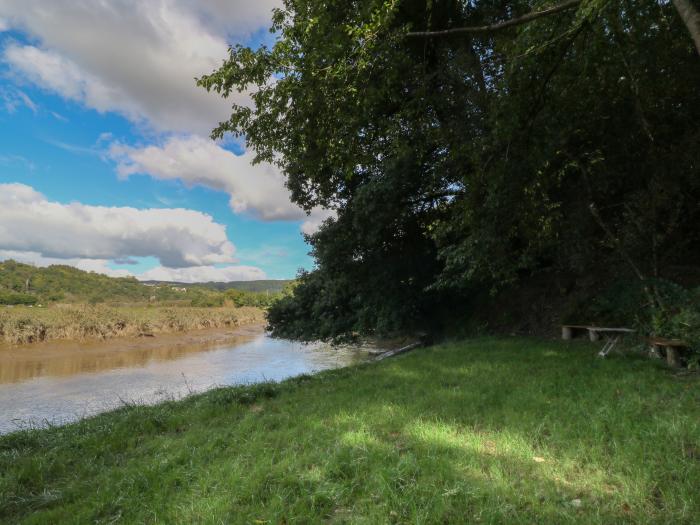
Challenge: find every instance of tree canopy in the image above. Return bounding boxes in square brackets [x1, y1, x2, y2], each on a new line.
[200, 0, 700, 341]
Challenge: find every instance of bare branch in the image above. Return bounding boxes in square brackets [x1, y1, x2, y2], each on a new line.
[673, 0, 700, 56]
[407, 0, 582, 38]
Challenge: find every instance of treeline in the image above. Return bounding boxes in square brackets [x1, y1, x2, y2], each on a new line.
[202, 0, 700, 344]
[0, 260, 290, 308]
[143, 279, 293, 294]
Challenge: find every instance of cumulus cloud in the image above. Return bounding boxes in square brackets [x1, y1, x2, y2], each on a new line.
[138, 264, 266, 283]
[4, 44, 135, 118]
[110, 135, 334, 230]
[0, 2, 333, 233]
[110, 136, 298, 220]
[0, 183, 236, 268]
[0, 1, 279, 135]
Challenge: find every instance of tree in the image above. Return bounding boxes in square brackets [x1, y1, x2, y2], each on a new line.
[201, 1, 700, 339]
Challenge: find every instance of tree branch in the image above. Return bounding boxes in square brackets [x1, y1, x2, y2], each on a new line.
[407, 0, 582, 38]
[673, 0, 700, 56]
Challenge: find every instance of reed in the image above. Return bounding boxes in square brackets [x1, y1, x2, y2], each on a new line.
[0, 305, 265, 345]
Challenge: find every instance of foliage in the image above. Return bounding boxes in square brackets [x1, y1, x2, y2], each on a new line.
[2, 337, 700, 523]
[202, 0, 700, 340]
[204, 280, 293, 293]
[144, 279, 294, 294]
[562, 278, 700, 354]
[0, 260, 289, 308]
[649, 282, 700, 350]
[0, 291, 37, 306]
[223, 288, 282, 308]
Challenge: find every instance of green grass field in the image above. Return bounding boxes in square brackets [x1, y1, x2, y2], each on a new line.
[1, 338, 699, 524]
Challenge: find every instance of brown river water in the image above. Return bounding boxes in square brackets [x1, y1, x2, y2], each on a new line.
[0, 324, 371, 434]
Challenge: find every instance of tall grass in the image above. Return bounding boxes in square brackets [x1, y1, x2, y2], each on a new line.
[0, 305, 265, 345]
[1, 337, 698, 523]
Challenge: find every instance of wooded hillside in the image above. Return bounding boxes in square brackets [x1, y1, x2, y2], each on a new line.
[0, 260, 290, 306]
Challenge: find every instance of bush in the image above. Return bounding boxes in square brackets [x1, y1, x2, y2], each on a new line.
[0, 291, 38, 305]
[649, 282, 700, 350]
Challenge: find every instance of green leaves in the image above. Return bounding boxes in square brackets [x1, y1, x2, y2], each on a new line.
[201, 0, 700, 339]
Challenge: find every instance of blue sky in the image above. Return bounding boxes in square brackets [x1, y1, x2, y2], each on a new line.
[0, 1, 324, 282]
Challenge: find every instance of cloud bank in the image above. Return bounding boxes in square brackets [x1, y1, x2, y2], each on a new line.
[110, 136, 334, 231]
[0, 1, 279, 135]
[0, 183, 235, 268]
[0, 1, 327, 279]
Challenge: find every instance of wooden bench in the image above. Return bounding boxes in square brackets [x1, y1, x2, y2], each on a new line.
[648, 337, 690, 368]
[562, 325, 636, 357]
[561, 325, 592, 340]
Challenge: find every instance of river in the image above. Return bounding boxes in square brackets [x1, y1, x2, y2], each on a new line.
[0, 324, 371, 434]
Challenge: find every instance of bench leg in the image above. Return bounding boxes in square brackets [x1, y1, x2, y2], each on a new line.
[598, 336, 619, 358]
[649, 344, 663, 359]
[666, 346, 682, 368]
[589, 330, 600, 342]
[562, 326, 573, 340]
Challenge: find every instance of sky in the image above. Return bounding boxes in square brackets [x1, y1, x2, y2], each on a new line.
[0, 0, 327, 282]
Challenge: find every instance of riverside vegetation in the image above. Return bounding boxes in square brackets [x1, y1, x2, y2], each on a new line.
[1, 338, 699, 523]
[0, 260, 289, 344]
[0, 260, 288, 308]
[200, 0, 700, 347]
[0, 305, 265, 345]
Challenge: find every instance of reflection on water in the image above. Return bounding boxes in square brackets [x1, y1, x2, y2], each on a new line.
[0, 326, 264, 384]
[0, 325, 370, 434]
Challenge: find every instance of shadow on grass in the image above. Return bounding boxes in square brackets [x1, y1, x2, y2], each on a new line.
[1, 337, 699, 523]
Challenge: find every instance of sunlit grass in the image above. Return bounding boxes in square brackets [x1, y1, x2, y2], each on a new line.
[1, 337, 699, 523]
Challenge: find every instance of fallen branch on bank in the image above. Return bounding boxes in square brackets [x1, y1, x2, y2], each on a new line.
[374, 342, 422, 361]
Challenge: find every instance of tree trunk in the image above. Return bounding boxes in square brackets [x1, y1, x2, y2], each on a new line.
[673, 0, 700, 56]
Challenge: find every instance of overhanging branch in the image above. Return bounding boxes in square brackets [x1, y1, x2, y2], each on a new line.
[673, 0, 700, 56]
[406, 0, 582, 38]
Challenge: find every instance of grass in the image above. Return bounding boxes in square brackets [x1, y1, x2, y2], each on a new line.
[1, 337, 699, 523]
[0, 305, 265, 345]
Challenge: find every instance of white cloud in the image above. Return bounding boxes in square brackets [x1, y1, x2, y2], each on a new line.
[0, 249, 266, 282]
[0, 17, 7, 32]
[0, 183, 236, 268]
[4, 44, 132, 118]
[138, 265, 266, 283]
[0, 1, 279, 135]
[110, 136, 299, 220]
[1, 87, 38, 114]
[109, 135, 333, 230]
[0, 2, 333, 240]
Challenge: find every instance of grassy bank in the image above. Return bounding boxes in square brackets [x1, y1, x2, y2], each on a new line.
[2, 338, 699, 523]
[0, 305, 265, 345]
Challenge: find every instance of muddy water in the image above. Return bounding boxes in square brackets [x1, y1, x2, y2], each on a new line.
[0, 325, 371, 434]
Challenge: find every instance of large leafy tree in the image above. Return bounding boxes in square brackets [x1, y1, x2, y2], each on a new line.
[200, 0, 700, 339]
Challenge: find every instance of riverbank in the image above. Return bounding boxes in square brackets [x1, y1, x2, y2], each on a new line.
[0, 305, 266, 345]
[2, 337, 699, 523]
[0, 324, 266, 385]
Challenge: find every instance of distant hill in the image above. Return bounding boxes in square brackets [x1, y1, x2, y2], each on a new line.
[0, 260, 292, 305]
[206, 280, 293, 293]
[0, 260, 150, 304]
